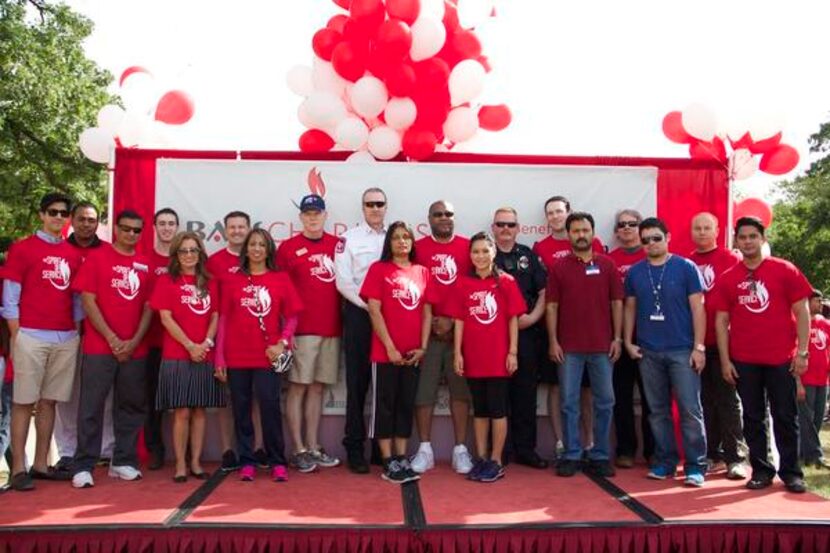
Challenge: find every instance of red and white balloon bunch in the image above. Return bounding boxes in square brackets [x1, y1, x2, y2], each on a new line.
[78, 67, 196, 164]
[287, 0, 511, 161]
[662, 104, 800, 180]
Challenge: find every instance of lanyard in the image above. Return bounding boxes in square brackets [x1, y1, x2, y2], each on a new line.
[646, 255, 671, 315]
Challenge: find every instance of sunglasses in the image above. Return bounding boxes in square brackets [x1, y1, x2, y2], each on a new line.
[177, 247, 200, 255]
[364, 201, 386, 209]
[430, 210, 455, 218]
[494, 222, 518, 229]
[617, 221, 639, 229]
[46, 209, 70, 218]
[641, 235, 664, 245]
[118, 224, 143, 235]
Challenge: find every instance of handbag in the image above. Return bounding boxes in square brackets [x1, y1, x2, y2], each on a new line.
[248, 275, 294, 374]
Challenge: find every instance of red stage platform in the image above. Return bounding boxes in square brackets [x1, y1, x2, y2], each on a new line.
[2, 462, 829, 553]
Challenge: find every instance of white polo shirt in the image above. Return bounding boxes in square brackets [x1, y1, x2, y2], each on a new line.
[335, 222, 386, 309]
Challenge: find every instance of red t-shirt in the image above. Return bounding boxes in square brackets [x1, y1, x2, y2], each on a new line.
[4, 236, 82, 331]
[147, 250, 171, 348]
[150, 274, 218, 362]
[275, 233, 342, 337]
[207, 248, 242, 286]
[547, 254, 624, 353]
[449, 273, 527, 378]
[533, 235, 604, 274]
[803, 315, 830, 387]
[220, 271, 303, 369]
[607, 247, 646, 282]
[73, 245, 153, 356]
[359, 261, 432, 364]
[689, 247, 741, 346]
[712, 257, 813, 365]
[414, 235, 471, 317]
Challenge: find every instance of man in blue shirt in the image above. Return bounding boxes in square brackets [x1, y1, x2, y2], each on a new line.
[623, 217, 708, 487]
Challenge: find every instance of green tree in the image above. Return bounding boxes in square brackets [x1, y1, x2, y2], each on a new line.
[769, 120, 830, 292]
[0, 0, 113, 248]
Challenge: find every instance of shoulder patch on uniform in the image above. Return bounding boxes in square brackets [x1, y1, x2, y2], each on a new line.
[335, 237, 346, 254]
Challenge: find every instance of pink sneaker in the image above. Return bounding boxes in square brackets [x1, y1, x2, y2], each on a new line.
[240, 465, 256, 482]
[272, 465, 288, 482]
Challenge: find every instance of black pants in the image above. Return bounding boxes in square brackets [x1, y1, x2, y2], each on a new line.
[612, 348, 654, 459]
[144, 347, 165, 458]
[342, 302, 373, 453]
[370, 363, 419, 439]
[227, 368, 286, 466]
[702, 350, 746, 464]
[508, 329, 539, 457]
[734, 360, 802, 482]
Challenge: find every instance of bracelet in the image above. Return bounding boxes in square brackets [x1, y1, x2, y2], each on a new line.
[205, 337, 215, 348]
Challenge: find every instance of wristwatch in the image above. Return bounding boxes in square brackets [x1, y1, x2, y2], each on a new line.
[280, 338, 290, 348]
[797, 350, 809, 359]
[694, 344, 706, 353]
[205, 337, 215, 348]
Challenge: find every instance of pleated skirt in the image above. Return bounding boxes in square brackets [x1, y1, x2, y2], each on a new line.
[156, 359, 227, 410]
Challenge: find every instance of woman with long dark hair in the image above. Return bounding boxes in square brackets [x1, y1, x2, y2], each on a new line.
[151, 231, 224, 482]
[215, 228, 303, 482]
[452, 232, 526, 483]
[360, 221, 433, 484]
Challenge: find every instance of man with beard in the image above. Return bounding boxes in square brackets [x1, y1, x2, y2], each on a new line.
[410, 201, 473, 474]
[547, 212, 622, 477]
[714, 216, 811, 493]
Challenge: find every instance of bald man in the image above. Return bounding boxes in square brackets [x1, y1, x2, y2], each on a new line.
[689, 212, 748, 480]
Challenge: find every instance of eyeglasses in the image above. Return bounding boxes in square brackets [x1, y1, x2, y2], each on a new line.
[46, 209, 70, 218]
[118, 224, 143, 234]
[494, 222, 518, 229]
[617, 221, 639, 229]
[177, 247, 200, 255]
[364, 201, 386, 209]
[430, 210, 455, 218]
[641, 235, 664, 245]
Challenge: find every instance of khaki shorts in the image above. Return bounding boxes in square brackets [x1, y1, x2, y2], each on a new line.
[13, 332, 79, 404]
[415, 338, 471, 406]
[289, 336, 340, 385]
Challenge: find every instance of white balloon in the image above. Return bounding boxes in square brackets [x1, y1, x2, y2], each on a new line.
[457, 0, 494, 29]
[419, 0, 446, 20]
[116, 111, 147, 147]
[449, 59, 486, 106]
[297, 102, 314, 129]
[749, 113, 784, 141]
[346, 150, 377, 164]
[728, 148, 759, 181]
[367, 126, 402, 160]
[312, 57, 348, 96]
[443, 106, 478, 143]
[286, 65, 314, 97]
[120, 72, 157, 116]
[304, 91, 348, 129]
[349, 76, 389, 119]
[410, 17, 447, 62]
[681, 103, 718, 142]
[78, 127, 114, 163]
[335, 117, 370, 150]
[384, 97, 417, 130]
[96, 105, 126, 136]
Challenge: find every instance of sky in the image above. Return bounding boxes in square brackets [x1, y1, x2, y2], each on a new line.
[66, 0, 830, 200]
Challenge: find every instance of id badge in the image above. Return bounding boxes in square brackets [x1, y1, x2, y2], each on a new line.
[585, 264, 600, 276]
[649, 313, 665, 322]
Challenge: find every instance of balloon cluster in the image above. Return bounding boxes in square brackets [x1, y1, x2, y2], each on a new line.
[662, 104, 800, 180]
[78, 67, 196, 164]
[287, 0, 511, 161]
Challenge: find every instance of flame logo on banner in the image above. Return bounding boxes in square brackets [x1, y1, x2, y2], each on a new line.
[434, 255, 458, 285]
[189, 291, 212, 315]
[473, 291, 499, 325]
[699, 264, 715, 291]
[117, 269, 141, 301]
[745, 280, 770, 314]
[308, 167, 326, 197]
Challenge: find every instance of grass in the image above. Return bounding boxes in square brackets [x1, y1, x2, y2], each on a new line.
[803, 426, 830, 498]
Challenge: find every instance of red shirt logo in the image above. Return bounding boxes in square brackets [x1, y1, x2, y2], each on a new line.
[181, 284, 212, 315]
[470, 290, 498, 325]
[242, 285, 271, 317]
[113, 267, 141, 301]
[431, 254, 459, 285]
[42, 256, 71, 291]
[697, 264, 716, 291]
[812, 328, 828, 351]
[389, 277, 422, 311]
[309, 253, 336, 283]
[738, 278, 770, 314]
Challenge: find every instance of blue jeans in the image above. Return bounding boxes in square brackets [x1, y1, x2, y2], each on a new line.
[799, 385, 827, 463]
[559, 353, 615, 461]
[638, 349, 707, 473]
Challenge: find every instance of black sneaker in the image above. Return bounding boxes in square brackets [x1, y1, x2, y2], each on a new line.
[220, 449, 240, 473]
[381, 459, 407, 484]
[10, 471, 34, 491]
[397, 457, 420, 483]
[254, 449, 269, 469]
[784, 477, 807, 494]
[556, 459, 581, 477]
[586, 460, 616, 478]
[745, 475, 773, 490]
[348, 450, 370, 474]
[54, 456, 74, 473]
[515, 451, 549, 470]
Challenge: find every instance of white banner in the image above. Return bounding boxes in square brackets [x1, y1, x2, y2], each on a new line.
[156, 159, 658, 414]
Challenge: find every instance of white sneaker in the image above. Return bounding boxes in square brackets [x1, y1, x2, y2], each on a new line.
[726, 462, 748, 480]
[108, 464, 143, 481]
[72, 471, 95, 488]
[452, 444, 474, 474]
[410, 444, 435, 474]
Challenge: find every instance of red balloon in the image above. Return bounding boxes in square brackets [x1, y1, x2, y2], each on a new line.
[332, 0, 350, 9]
[119, 66, 151, 87]
[376, 19, 412, 60]
[759, 143, 799, 175]
[662, 111, 692, 144]
[299, 129, 335, 153]
[413, 57, 450, 86]
[386, 0, 420, 25]
[476, 55, 492, 73]
[688, 137, 727, 163]
[749, 131, 782, 155]
[312, 28, 342, 61]
[331, 41, 367, 82]
[443, 0, 460, 31]
[342, 17, 378, 49]
[451, 30, 482, 60]
[327, 14, 349, 34]
[478, 104, 512, 131]
[733, 198, 773, 228]
[154, 90, 194, 125]
[729, 132, 754, 151]
[384, 62, 417, 96]
[350, 0, 385, 29]
[402, 128, 438, 160]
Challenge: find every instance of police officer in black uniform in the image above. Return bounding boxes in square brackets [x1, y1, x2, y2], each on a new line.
[490, 207, 548, 468]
